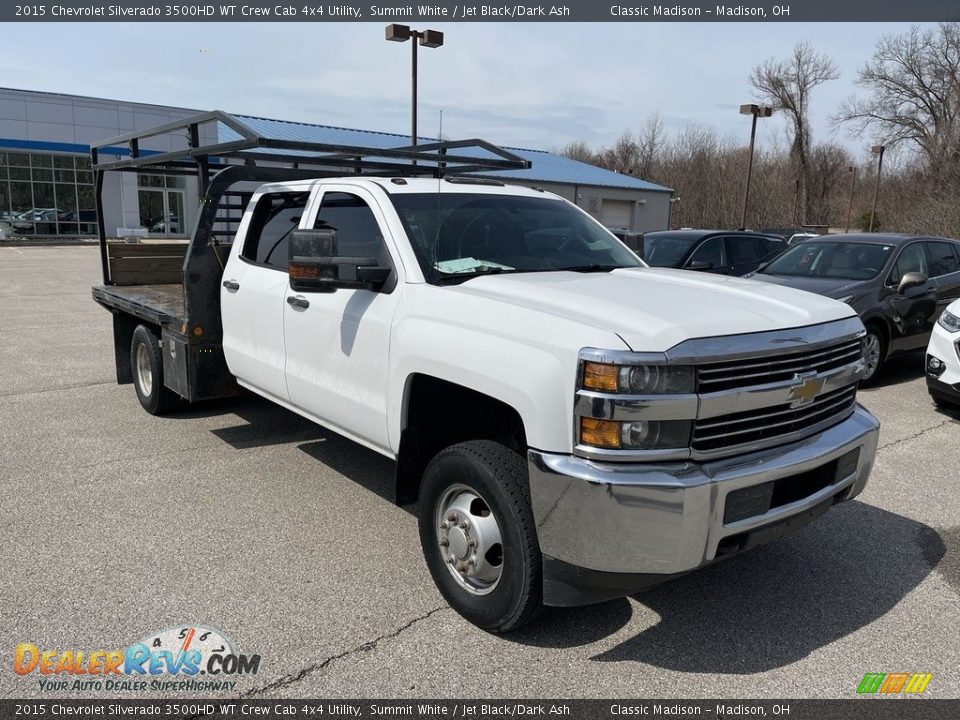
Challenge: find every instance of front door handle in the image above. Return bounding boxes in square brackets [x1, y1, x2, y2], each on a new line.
[287, 295, 310, 309]
[222, 280, 240, 291]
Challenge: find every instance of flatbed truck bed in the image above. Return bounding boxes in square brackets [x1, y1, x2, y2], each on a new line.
[91, 284, 185, 327]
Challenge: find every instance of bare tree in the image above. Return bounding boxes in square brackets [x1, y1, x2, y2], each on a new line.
[557, 140, 597, 164]
[750, 41, 839, 223]
[635, 113, 665, 179]
[836, 23, 960, 177]
[598, 130, 640, 175]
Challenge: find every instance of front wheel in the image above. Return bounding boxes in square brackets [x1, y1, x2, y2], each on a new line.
[417, 440, 542, 633]
[860, 327, 885, 384]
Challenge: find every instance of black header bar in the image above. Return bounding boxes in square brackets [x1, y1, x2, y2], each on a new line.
[5, 1, 960, 22]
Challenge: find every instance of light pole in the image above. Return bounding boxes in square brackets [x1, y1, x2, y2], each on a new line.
[669, 196, 681, 229]
[385, 24, 444, 148]
[844, 165, 857, 233]
[869, 145, 885, 233]
[739, 103, 772, 230]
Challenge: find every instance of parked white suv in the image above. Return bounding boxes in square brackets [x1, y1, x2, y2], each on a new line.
[926, 298, 960, 408]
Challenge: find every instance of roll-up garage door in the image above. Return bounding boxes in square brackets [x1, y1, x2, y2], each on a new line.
[601, 200, 633, 229]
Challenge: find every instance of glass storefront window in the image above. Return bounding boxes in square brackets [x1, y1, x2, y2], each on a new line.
[0, 152, 98, 236]
[138, 173, 187, 237]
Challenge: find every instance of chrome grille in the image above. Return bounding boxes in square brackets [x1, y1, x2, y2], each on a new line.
[692, 385, 858, 453]
[697, 338, 862, 393]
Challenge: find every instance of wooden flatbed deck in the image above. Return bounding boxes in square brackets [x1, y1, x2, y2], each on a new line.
[91, 284, 186, 327]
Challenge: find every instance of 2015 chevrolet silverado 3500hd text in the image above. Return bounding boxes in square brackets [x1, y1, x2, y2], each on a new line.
[90, 113, 879, 632]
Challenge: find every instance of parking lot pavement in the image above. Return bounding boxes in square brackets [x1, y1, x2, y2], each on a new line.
[1, 245, 958, 700]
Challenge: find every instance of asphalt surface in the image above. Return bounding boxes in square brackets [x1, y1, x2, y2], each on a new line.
[1, 245, 958, 700]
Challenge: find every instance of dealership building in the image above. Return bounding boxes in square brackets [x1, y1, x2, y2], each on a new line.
[0, 87, 673, 239]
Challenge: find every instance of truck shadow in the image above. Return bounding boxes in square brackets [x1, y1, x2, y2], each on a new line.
[297, 436, 399, 508]
[862, 351, 925, 389]
[580, 502, 945, 672]
[195, 395, 948, 667]
[196, 395, 327, 449]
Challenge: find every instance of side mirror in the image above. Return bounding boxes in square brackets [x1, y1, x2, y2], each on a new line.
[288, 228, 390, 293]
[897, 271, 928, 295]
[686, 260, 713, 271]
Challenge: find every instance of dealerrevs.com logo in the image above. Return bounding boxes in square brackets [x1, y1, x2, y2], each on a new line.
[14, 625, 261, 692]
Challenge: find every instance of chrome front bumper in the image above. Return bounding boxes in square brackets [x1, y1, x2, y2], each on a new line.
[529, 404, 879, 576]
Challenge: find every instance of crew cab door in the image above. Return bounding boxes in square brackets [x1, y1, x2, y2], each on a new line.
[221, 188, 310, 402]
[282, 186, 400, 453]
[926, 240, 960, 317]
[886, 240, 938, 354]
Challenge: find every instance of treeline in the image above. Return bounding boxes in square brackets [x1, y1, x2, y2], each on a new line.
[559, 24, 960, 237]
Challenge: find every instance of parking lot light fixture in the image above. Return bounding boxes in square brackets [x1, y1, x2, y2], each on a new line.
[385, 24, 444, 148]
[739, 103, 773, 230]
[869, 145, 886, 233]
[845, 166, 857, 233]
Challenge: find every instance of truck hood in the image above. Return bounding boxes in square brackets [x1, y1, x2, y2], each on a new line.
[449, 267, 856, 352]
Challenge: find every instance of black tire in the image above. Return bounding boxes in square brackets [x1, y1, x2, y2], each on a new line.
[130, 324, 178, 415]
[860, 324, 887, 385]
[418, 440, 542, 633]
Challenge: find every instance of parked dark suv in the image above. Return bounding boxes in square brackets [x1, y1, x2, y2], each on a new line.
[642, 230, 786, 276]
[748, 233, 960, 382]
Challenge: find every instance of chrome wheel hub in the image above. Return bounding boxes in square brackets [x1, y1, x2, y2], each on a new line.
[862, 333, 881, 379]
[136, 342, 153, 396]
[436, 484, 503, 595]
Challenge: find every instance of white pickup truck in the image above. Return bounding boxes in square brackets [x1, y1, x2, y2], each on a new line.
[91, 115, 879, 631]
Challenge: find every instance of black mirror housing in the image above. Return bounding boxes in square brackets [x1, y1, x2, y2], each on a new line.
[898, 271, 928, 294]
[686, 260, 713, 271]
[288, 228, 389, 293]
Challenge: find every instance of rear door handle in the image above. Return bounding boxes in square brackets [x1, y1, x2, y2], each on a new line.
[287, 295, 310, 309]
[222, 280, 240, 291]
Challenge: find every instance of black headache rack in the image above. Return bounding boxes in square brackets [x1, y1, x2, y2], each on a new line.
[89, 110, 531, 402]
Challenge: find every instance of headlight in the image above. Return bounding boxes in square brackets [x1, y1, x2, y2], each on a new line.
[582, 362, 695, 394]
[580, 417, 692, 450]
[938, 309, 960, 333]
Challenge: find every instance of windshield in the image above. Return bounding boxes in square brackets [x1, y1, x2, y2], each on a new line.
[388, 192, 642, 284]
[642, 233, 700, 267]
[761, 241, 894, 280]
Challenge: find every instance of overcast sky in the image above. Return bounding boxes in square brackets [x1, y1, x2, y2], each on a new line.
[0, 22, 931, 158]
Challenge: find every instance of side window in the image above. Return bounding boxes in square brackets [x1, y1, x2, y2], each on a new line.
[726, 236, 761, 266]
[314, 192, 388, 265]
[925, 241, 960, 278]
[888, 243, 929, 285]
[688, 236, 724, 267]
[241, 191, 309, 270]
[759, 238, 782, 259]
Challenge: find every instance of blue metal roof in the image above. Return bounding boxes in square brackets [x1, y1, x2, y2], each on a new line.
[222, 114, 673, 194]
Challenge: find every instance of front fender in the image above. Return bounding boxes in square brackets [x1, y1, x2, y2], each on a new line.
[388, 286, 628, 453]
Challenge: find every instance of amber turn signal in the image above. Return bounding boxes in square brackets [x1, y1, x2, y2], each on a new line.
[580, 417, 621, 449]
[582, 362, 619, 391]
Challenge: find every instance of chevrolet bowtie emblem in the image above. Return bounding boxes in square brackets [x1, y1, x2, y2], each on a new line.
[788, 373, 825, 407]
